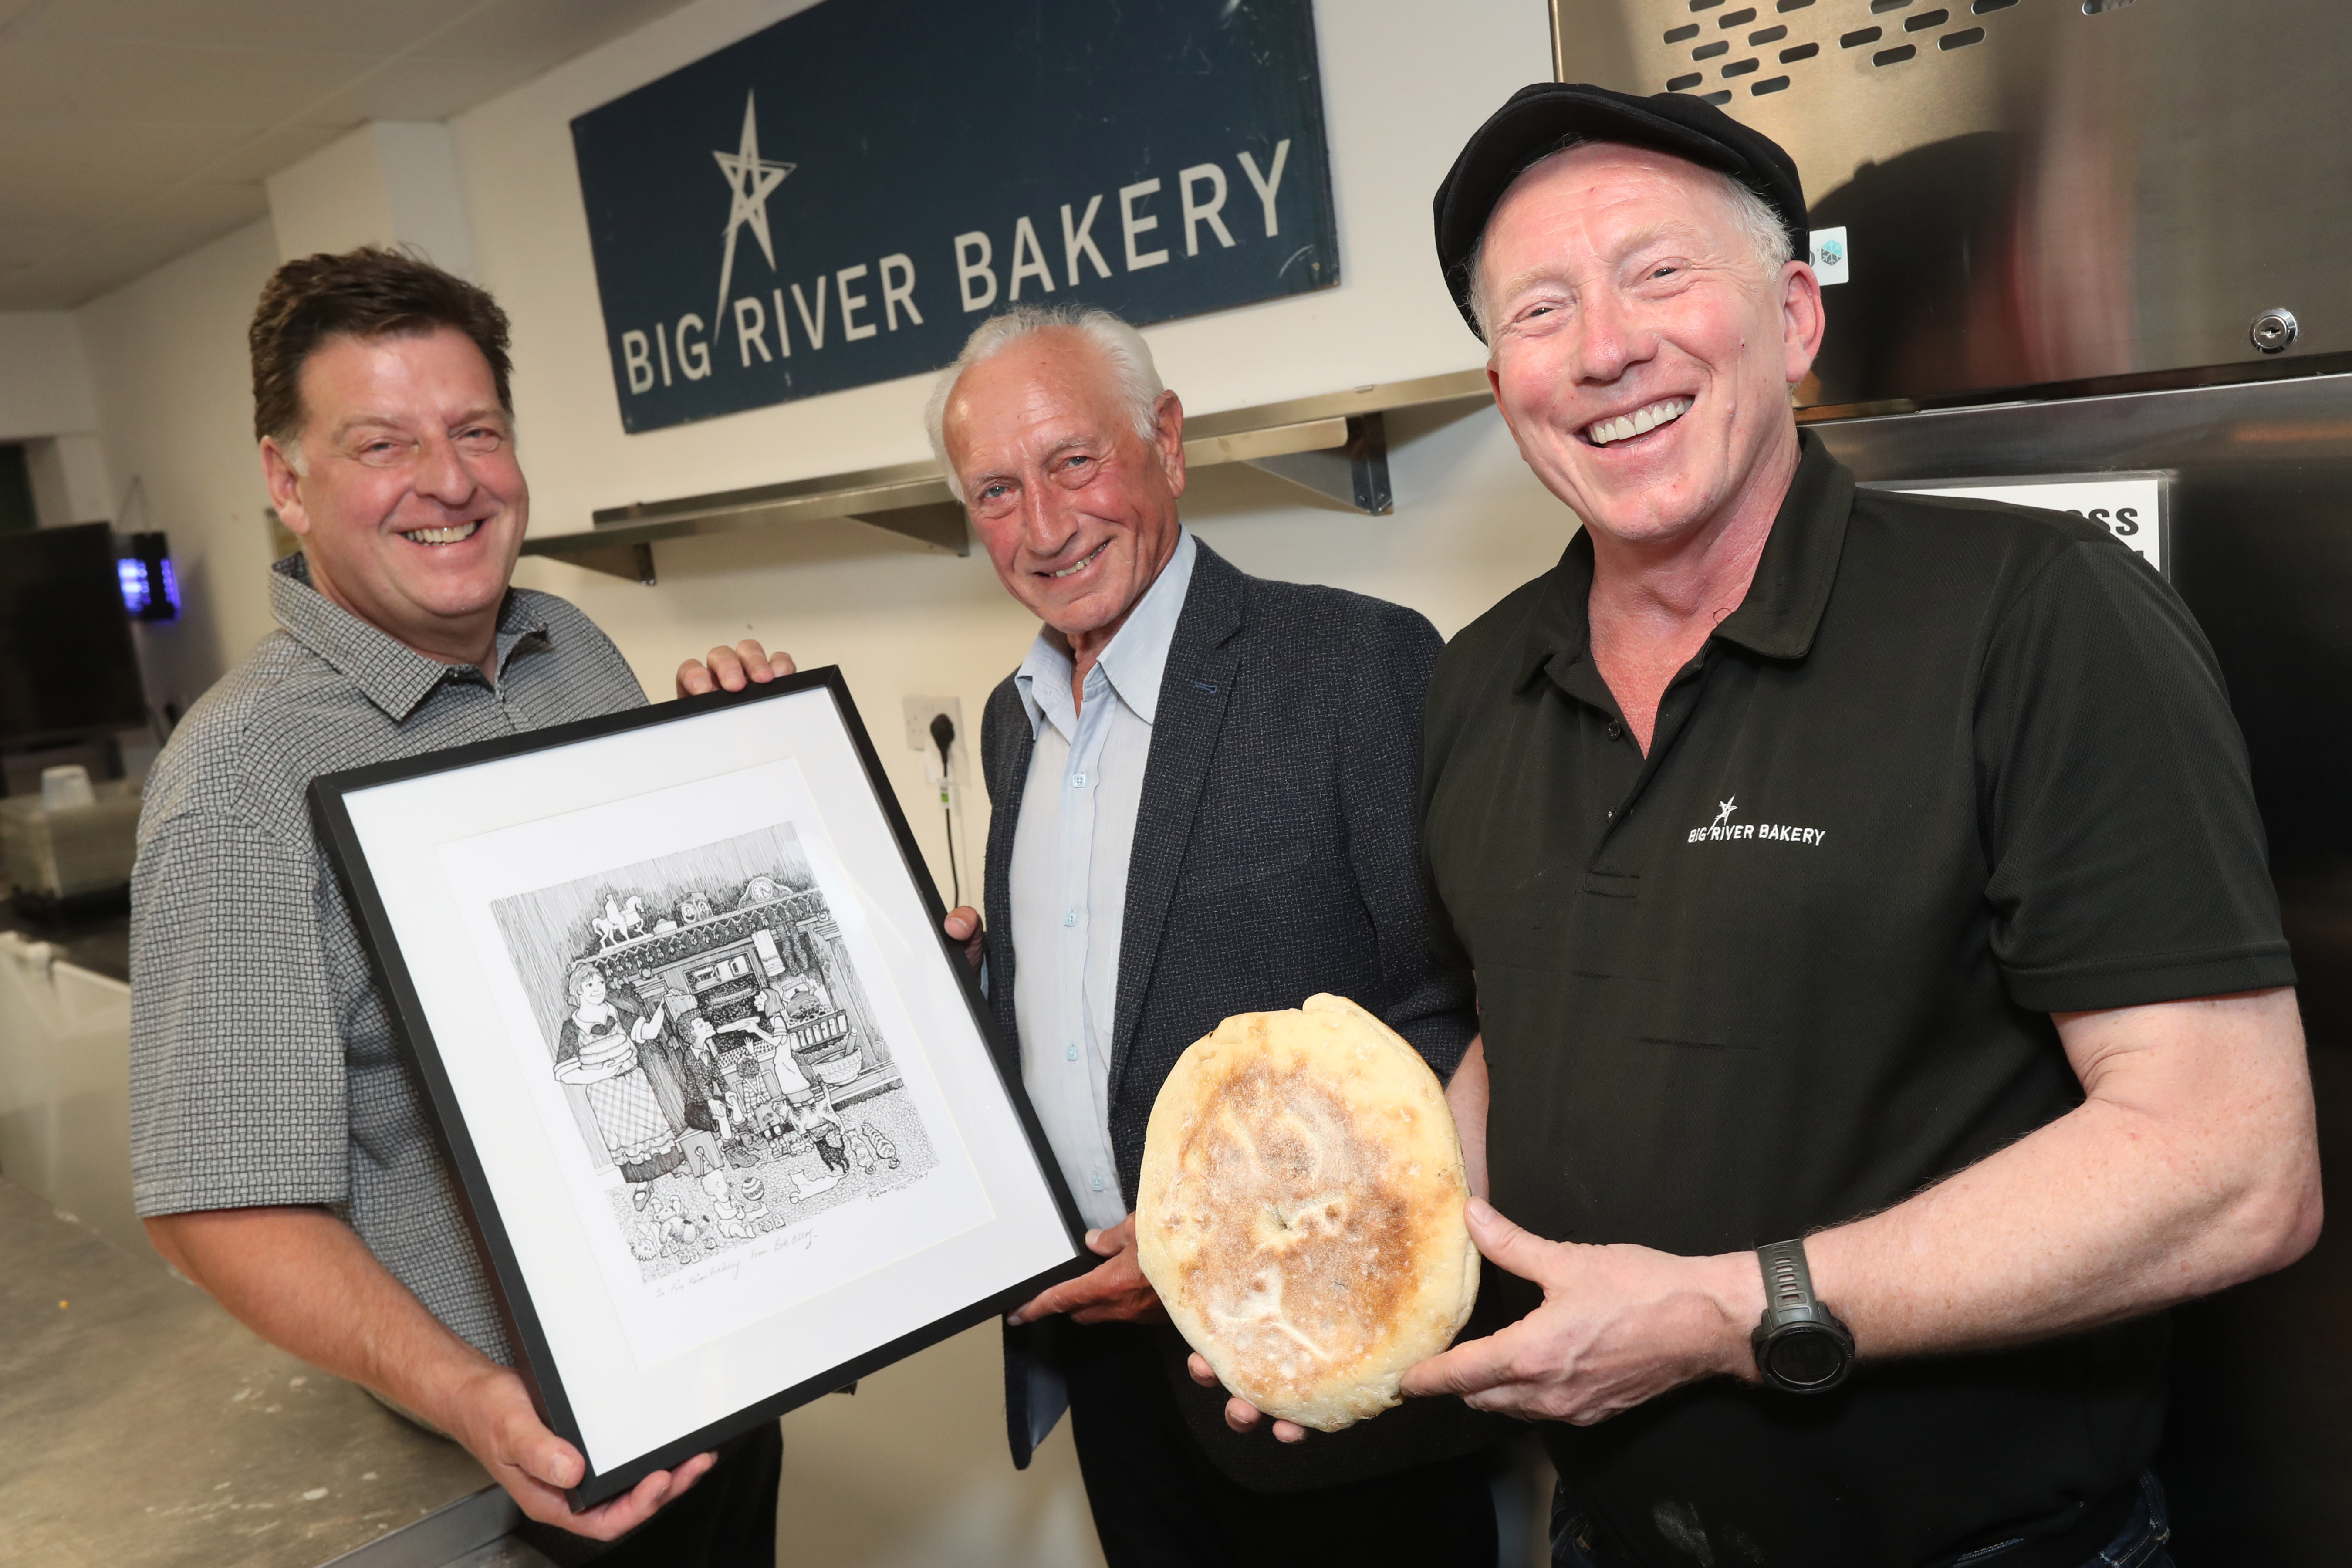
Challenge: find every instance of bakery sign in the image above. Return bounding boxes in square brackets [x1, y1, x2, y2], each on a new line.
[569, 0, 1340, 434]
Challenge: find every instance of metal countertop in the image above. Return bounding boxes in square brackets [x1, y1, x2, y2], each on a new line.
[0, 1176, 507, 1566]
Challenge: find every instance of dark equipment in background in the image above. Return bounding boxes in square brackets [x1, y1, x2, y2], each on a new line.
[929, 710, 960, 908]
[1544, 0, 2352, 1554]
[0, 444, 35, 532]
[0, 522, 149, 755]
[1819, 390, 2352, 1564]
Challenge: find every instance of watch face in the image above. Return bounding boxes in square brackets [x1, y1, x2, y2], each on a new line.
[1769, 1326, 1848, 1389]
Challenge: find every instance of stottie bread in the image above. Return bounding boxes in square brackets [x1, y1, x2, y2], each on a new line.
[1136, 993, 1478, 1432]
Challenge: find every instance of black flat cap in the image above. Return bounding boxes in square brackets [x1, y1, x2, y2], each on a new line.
[1432, 82, 1808, 339]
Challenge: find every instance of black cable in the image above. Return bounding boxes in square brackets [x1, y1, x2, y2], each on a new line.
[929, 713, 961, 907]
[941, 801, 960, 907]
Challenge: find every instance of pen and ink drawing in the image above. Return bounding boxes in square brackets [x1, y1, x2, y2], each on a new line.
[490, 822, 939, 1282]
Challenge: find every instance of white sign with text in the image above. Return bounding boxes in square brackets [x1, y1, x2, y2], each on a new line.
[1882, 475, 2166, 574]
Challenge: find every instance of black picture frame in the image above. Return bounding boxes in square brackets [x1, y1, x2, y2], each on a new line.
[310, 666, 1090, 1510]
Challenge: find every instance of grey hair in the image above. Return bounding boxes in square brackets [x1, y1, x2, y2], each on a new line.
[923, 304, 1165, 502]
[1464, 137, 1797, 343]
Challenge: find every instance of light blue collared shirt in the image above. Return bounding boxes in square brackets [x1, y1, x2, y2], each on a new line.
[1008, 528, 1197, 1231]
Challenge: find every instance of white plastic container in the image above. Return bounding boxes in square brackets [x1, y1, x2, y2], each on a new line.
[0, 780, 142, 901]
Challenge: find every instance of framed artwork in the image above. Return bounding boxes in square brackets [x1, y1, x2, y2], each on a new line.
[311, 667, 1088, 1509]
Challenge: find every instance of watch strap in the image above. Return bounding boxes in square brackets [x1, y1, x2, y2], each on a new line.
[1750, 1235, 1855, 1392]
[1757, 1237, 1821, 1331]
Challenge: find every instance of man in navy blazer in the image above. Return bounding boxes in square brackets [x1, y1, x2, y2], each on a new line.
[932, 306, 1500, 1566]
[693, 304, 1502, 1564]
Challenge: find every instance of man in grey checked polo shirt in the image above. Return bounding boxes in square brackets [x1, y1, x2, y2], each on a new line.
[130, 248, 788, 1560]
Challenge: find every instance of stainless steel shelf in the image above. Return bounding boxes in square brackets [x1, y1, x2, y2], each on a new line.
[519, 368, 1492, 582]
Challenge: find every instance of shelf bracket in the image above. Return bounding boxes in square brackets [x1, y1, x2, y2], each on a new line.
[560, 541, 658, 585]
[844, 500, 969, 554]
[1241, 412, 1393, 514]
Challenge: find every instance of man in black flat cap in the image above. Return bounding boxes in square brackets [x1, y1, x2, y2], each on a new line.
[1203, 85, 2322, 1568]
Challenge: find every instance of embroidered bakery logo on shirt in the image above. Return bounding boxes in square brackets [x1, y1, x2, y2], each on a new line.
[1686, 795, 1827, 847]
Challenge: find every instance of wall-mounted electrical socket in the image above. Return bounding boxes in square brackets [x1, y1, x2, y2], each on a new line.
[902, 695, 966, 782]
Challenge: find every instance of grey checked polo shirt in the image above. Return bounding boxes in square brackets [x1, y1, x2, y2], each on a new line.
[130, 554, 646, 1362]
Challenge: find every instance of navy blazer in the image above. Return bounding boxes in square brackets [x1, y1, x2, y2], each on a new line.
[983, 541, 1497, 1492]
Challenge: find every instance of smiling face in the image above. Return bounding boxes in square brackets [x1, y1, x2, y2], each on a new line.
[1477, 142, 1823, 555]
[261, 326, 527, 665]
[940, 329, 1186, 649]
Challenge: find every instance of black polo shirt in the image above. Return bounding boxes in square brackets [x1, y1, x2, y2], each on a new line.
[1419, 433, 2294, 1568]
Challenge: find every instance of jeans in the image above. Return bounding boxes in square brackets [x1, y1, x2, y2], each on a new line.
[1551, 1470, 2174, 1568]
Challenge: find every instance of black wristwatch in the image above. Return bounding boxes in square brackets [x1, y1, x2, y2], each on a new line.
[1750, 1237, 1855, 1393]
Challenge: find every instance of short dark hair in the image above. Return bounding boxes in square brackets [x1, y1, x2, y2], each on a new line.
[249, 246, 514, 447]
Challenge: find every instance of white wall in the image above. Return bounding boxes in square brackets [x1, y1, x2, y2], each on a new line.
[24, 434, 113, 527]
[0, 313, 115, 527]
[59, 0, 1578, 777]
[268, 122, 477, 280]
[74, 219, 284, 717]
[63, 0, 1579, 902]
[452, 0, 1551, 524]
[440, 0, 1569, 902]
[0, 311, 99, 442]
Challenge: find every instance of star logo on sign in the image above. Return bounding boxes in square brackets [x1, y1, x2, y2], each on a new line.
[1713, 797, 1738, 829]
[712, 91, 794, 323]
